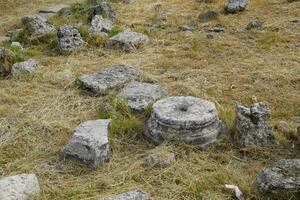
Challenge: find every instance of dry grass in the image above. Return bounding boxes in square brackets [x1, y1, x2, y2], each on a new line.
[0, 0, 300, 199]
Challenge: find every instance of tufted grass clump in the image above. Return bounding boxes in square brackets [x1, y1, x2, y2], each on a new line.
[108, 26, 123, 37]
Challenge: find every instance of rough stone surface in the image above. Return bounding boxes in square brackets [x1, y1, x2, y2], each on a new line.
[145, 96, 224, 148]
[119, 81, 168, 111]
[246, 20, 263, 30]
[21, 15, 55, 37]
[106, 29, 150, 52]
[89, 1, 116, 20]
[0, 174, 40, 200]
[209, 24, 225, 32]
[0, 48, 14, 76]
[103, 190, 152, 200]
[256, 159, 300, 194]
[89, 15, 113, 37]
[62, 119, 111, 167]
[198, 10, 219, 23]
[57, 25, 85, 54]
[77, 64, 140, 95]
[38, 4, 70, 19]
[235, 102, 276, 147]
[12, 59, 38, 75]
[225, 0, 248, 13]
[143, 152, 175, 168]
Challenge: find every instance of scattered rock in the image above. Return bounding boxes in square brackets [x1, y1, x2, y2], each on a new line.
[276, 121, 290, 133]
[235, 102, 276, 147]
[103, 190, 152, 200]
[89, 15, 113, 37]
[256, 159, 300, 194]
[198, 10, 219, 23]
[106, 29, 150, 52]
[78, 64, 140, 95]
[143, 147, 175, 168]
[12, 59, 38, 75]
[99, 102, 112, 113]
[225, 0, 248, 13]
[0, 174, 40, 200]
[246, 20, 263, 30]
[89, 1, 116, 21]
[56, 25, 85, 55]
[118, 81, 168, 111]
[0, 48, 14, 76]
[180, 21, 198, 31]
[209, 24, 225, 32]
[62, 119, 111, 167]
[38, 4, 70, 19]
[145, 96, 224, 148]
[21, 14, 55, 37]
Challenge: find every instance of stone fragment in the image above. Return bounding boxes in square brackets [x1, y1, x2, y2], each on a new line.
[89, 1, 116, 20]
[12, 59, 38, 75]
[198, 10, 219, 23]
[103, 190, 152, 200]
[38, 4, 70, 19]
[235, 102, 276, 147]
[256, 159, 300, 194]
[276, 121, 290, 133]
[89, 15, 113, 37]
[209, 24, 225, 32]
[246, 20, 263, 30]
[225, 0, 248, 13]
[119, 81, 168, 111]
[62, 119, 111, 167]
[56, 25, 85, 55]
[0, 48, 14, 76]
[145, 96, 224, 148]
[77, 64, 140, 95]
[0, 174, 40, 200]
[21, 15, 55, 37]
[143, 147, 175, 168]
[180, 21, 198, 31]
[106, 29, 150, 52]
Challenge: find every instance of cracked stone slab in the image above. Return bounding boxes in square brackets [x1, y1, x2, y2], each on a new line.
[12, 59, 38, 75]
[77, 64, 140, 95]
[62, 119, 111, 167]
[145, 96, 224, 148]
[118, 81, 168, 111]
[0, 174, 40, 200]
[103, 190, 152, 200]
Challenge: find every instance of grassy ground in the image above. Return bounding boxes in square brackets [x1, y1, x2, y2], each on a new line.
[0, 0, 300, 199]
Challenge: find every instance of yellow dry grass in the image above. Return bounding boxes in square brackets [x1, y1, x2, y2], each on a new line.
[0, 0, 300, 199]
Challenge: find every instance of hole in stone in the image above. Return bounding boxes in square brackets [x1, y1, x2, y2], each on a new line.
[177, 104, 190, 112]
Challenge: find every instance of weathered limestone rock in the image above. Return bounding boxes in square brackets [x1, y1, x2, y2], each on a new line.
[38, 4, 70, 19]
[0, 174, 40, 200]
[145, 96, 224, 148]
[235, 102, 276, 147]
[56, 25, 85, 54]
[103, 190, 152, 200]
[198, 10, 219, 23]
[246, 20, 263, 30]
[77, 64, 140, 95]
[225, 0, 248, 13]
[89, 1, 116, 20]
[118, 81, 168, 111]
[62, 119, 111, 167]
[12, 59, 38, 75]
[143, 147, 175, 168]
[256, 159, 300, 194]
[106, 29, 150, 52]
[0, 48, 14, 76]
[21, 15, 55, 37]
[89, 15, 113, 37]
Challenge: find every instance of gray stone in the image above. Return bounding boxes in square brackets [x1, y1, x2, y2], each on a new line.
[89, 1, 116, 20]
[198, 10, 219, 23]
[11, 42, 23, 50]
[0, 174, 40, 200]
[119, 81, 168, 111]
[39, 4, 70, 14]
[62, 119, 111, 167]
[56, 25, 85, 55]
[209, 24, 225, 32]
[276, 121, 290, 133]
[246, 20, 263, 30]
[106, 29, 150, 52]
[256, 159, 300, 194]
[225, 0, 248, 13]
[0, 48, 14, 76]
[143, 152, 175, 168]
[145, 96, 224, 148]
[103, 190, 152, 200]
[89, 15, 113, 37]
[21, 15, 55, 37]
[77, 64, 140, 96]
[235, 102, 276, 147]
[12, 59, 38, 75]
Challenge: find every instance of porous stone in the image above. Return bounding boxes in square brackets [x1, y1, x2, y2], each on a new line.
[225, 0, 248, 13]
[106, 29, 150, 52]
[89, 1, 116, 21]
[235, 102, 276, 147]
[118, 81, 168, 111]
[56, 25, 85, 55]
[89, 15, 113, 37]
[21, 15, 55, 37]
[103, 190, 152, 200]
[256, 159, 300, 194]
[0, 48, 14, 76]
[246, 20, 263, 30]
[77, 64, 140, 95]
[198, 10, 219, 23]
[0, 174, 40, 200]
[145, 96, 224, 148]
[12, 59, 38, 75]
[62, 119, 111, 167]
